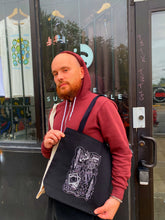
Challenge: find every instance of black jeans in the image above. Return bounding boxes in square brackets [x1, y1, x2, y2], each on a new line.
[47, 197, 101, 220]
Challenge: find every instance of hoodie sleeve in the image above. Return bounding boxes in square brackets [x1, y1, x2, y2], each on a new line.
[97, 100, 132, 201]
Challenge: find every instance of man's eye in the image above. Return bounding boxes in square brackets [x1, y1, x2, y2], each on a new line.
[53, 72, 58, 76]
[64, 69, 68, 72]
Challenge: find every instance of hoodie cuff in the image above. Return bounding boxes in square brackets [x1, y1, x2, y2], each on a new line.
[110, 186, 125, 201]
[41, 142, 52, 159]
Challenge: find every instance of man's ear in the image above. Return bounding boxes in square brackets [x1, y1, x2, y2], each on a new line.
[80, 67, 84, 79]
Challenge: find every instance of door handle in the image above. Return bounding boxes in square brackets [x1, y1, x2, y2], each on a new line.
[140, 135, 157, 168]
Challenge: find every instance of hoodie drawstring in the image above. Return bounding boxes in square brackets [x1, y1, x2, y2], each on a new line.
[69, 97, 76, 120]
[60, 97, 76, 132]
[60, 100, 68, 132]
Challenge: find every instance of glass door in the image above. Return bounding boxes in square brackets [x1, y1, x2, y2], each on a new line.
[152, 10, 165, 220]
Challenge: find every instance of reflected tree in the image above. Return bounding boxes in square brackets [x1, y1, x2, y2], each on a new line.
[116, 44, 128, 94]
[40, 10, 87, 92]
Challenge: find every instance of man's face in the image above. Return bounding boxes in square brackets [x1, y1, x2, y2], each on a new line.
[51, 53, 84, 100]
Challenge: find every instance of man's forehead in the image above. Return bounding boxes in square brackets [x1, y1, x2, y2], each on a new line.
[53, 53, 80, 66]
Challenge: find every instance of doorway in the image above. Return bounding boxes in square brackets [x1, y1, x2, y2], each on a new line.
[135, 0, 165, 219]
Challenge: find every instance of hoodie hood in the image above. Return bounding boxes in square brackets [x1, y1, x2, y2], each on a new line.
[57, 51, 92, 132]
[60, 51, 91, 98]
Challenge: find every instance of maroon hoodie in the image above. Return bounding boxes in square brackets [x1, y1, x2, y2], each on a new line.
[41, 51, 132, 201]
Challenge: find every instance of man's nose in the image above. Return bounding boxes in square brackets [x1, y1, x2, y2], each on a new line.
[57, 72, 64, 81]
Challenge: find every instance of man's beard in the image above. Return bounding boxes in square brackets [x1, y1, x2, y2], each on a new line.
[56, 80, 82, 101]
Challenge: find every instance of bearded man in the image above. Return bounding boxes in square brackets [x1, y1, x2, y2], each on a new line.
[41, 51, 132, 220]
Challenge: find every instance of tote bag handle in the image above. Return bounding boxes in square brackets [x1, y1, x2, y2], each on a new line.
[36, 103, 59, 199]
[78, 95, 101, 133]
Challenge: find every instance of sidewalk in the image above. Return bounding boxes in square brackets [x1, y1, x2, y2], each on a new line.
[154, 136, 165, 220]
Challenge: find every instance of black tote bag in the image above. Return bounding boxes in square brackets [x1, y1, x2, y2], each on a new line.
[44, 95, 112, 215]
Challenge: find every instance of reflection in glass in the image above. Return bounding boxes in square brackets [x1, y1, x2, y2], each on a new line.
[152, 11, 165, 220]
[40, 0, 129, 137]
[0, 1, 36, 141]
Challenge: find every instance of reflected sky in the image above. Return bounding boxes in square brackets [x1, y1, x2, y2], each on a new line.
[152, 11, 165, 85]
[40, 0, 127, 47]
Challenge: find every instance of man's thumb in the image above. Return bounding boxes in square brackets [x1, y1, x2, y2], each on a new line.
[94, 205, 105, 215]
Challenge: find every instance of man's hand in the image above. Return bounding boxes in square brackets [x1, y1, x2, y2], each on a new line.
[44, 130, 65, 149]
[94, 197, 120, 220]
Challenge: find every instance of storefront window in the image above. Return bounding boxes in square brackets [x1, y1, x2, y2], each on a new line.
[0, 0, 36, 141]
[152, 11, 165, 220]
[40, 0, 129, 136]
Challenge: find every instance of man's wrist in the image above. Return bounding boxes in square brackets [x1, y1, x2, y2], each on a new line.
[111, 196, 123, 203]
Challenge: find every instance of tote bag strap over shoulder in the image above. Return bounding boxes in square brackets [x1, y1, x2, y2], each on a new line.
[78, 95, 102, 133]
[36, 103, 59, 199]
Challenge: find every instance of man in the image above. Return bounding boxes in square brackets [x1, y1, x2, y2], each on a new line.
[41, 51, 132, 220]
